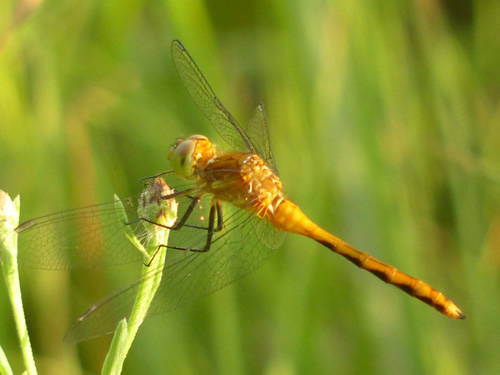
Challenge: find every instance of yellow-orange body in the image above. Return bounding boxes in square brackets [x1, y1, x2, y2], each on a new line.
[170, 135, 465, 320]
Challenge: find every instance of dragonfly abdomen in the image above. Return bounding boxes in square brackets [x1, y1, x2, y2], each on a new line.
[270, 199, 466, 319]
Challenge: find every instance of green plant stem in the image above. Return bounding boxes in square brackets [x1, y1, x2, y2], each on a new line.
[102, 248, 167, 374]
[0, 191, 37, 375]
[102, 181, 177, 374]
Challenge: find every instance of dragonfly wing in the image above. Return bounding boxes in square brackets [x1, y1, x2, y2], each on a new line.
[64, 262, 166, 343]
[251, 216, 286, 250]
[15, 198, 146, 269]
[14, 174, 206, 269]
[171, 40, 257, 154]
[64, 199, 283, 343]
[245, 103, 279, 173]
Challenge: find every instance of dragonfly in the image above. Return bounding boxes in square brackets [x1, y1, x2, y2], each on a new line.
[13, 40, 465, 343]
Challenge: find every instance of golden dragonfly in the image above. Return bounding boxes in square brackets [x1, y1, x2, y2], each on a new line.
[14, 40, 465, 343]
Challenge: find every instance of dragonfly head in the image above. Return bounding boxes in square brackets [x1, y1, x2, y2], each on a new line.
[169, 135, 215, 179]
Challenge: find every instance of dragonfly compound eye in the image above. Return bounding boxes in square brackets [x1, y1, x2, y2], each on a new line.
[170, 139, 196, 178]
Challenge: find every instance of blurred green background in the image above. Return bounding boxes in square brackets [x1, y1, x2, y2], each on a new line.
[1, 0, 499, 374]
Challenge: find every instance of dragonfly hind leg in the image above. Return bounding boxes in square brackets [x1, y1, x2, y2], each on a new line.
[124, 190, 198, 229]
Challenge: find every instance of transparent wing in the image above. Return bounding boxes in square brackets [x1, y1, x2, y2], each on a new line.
[15, 175, 285, 342]
[246, 104, 278, 173]
[171, 40, 252, 153]
[172, 40, 276, 171]
[15, 176, 189, 269]
[62, 190, 285, 343]
[15, 199, 144, 269]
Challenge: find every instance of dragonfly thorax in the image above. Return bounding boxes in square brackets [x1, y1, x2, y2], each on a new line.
[202, 152, 285, 219]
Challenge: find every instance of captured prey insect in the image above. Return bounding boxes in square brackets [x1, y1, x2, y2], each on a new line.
[13, 40, 465, 343]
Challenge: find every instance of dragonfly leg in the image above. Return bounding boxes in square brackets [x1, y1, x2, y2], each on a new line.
[143, 198, 222, 266]
[159, 200, 223, 254]
[124, 188, 197, 228]
[136, 197, 224, 267]
[126, 193, 218, 235]
[155, 194, 217, 232]
[164, 195, 223, 232]
[139, 170, 175, 182]
[214, 200, 224, 232]
[160, 187, 196, 200]
[170, 195, 203, 230]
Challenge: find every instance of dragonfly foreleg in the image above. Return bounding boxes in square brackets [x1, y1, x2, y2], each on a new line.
[123, 187, 197, 228]
[139, 170, 176, 183]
